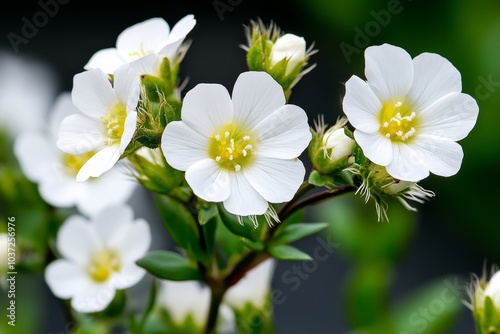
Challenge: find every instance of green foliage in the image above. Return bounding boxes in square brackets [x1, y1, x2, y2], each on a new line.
[136, 250, 202, 281]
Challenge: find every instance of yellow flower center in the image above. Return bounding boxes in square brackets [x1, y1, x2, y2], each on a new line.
[62, 151, 96, 177]
[101, 101, 127, 145]
[379, 100, 418, 142]
[87, 249, 121, 283]
[208, 124, 256, 172]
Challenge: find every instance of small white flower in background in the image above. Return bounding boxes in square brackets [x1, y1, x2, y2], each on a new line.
[157, 280, 234, 331]
[14, 93, 137, 217]
[57, 64, 140, 182]
[44, 204, 151, 313]
[270, 33, 307, 75]
[343, 43, 479, 182]
[224, 258, 276, 310]
[0, 52, 56, 138]
[161, 71, 311, 221]
[84, 15, 196, 75]
[484, 270, 500, 308]
[467, 265, 500, 334]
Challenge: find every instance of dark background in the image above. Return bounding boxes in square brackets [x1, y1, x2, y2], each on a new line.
[1, 0, 499, 333]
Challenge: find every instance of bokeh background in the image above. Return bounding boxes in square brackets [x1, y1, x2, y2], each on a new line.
[1, 0, 499, 333]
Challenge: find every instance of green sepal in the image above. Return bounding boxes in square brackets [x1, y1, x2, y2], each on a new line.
[271, 222, 328, 246]
[218, 203, 262, 242]
[141, 74, 170, 103]
[246, 38, 265, 71]
[198, 201, 219, 225]
[136, 250, 202, 281]
[268, 244, 312, 261]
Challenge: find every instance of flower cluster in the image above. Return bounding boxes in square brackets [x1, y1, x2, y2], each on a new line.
[6, 12, 482, 334]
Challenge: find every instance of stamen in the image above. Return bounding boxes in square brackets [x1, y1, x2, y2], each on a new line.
[234, 164, 241, 172]
[243, 136, 250, 141]
[225, 131, 230, 138]
[215, 134, 220, 141]
[216, 156, 221, 162]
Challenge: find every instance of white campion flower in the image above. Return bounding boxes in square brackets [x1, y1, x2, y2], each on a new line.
[484, 270, 500, 309]
[343, 43, 479, 182]
[224, 258, 276, 310]
[161, 71, 312, 220]
[57, 64, 140, 182]
[0, 52, 56, 138]
[270, 33, 307, 75]
[84, 15, 196, 75]
[44, 204, 151, 313]
[157, 280, 234, 331]
[14, 93, 137, 217]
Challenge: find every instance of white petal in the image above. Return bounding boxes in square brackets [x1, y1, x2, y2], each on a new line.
[45, 259, 87, 299]
[223, 174, 268, 216]
[386, 143, 429, 182]
[113, 64, 141, 111]
[71, 281, 116, 313]
[13, 132, 57, 181]
[161, 121, 209, 171]
[91, 204, 134, 241]
[112, 262, 146, 290]
[252, 105, 312, 159]
[342, 76, 382, 133]
[364, 44, 414, 101]
[72, 69, 116, 118]
[161, 14, 196, 57]
[353, 131, 393, 166]
[111, 218, 150, 262]
[408, 52, 462, 111]
[49, 92, 79, 139]
[185, 159, 231, 202]
[84, 48, 126, 74]
[485, 271, 500, 308]
[232, 71, 285, 129]
[76, 146, 121, 182]
[57, 215, 100, 266]
[57, 114, 106, 154]
[419, 92, 479, 141]
[77, 168, 136, 217]
[39, 174, 81, 207]
[119, 111, 138, 154]
[181, 84, 234, 136]
[129, 54, 161, 76]
[413, 135, 464, 177]
[117, 17, 170, 61]
[244, 157, 305, 203]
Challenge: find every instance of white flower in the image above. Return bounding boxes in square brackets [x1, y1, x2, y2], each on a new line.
[157, 280, 234, 331]
[270, 33, 307, 75]
[0, 52, 56, 138]
[343, 43, 479, 182]
[57, 65, 140, 182]
[161, 71, 311, 218]
[224, 258, 276, 310]
[84, 15, 196, 75]
[14, 93, 137, 217]
[44, 204, 151, 313]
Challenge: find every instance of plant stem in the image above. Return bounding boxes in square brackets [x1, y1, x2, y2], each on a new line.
[204, 282, 228, 334]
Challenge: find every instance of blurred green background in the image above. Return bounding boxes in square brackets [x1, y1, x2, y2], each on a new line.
[1, 0, 499, 333]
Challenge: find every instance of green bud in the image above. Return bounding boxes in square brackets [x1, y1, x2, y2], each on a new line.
[470, 268, 500, 333]
[309, 117, 355, 175]
[243, 19, 315, 97]
[128, 147, 186, 197]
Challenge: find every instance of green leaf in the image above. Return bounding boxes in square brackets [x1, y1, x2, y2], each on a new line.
[308, 169, 327, 187]
[241, 238, 264, 251]
[136, 250, 201, 281]
[268, 245, 312, 261]
[271, 222, 328, 245]
[153, 194, 207, 264]
[198, 201, 218, 225]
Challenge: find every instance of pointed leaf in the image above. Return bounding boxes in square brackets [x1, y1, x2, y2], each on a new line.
[268, 245, 312, 261]
[136, 250, 201, 281]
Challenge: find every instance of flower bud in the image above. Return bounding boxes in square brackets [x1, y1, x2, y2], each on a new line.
[309, 117, 355, 175]
[270, 33, 306, 76]
[470, 268, 500, 333]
